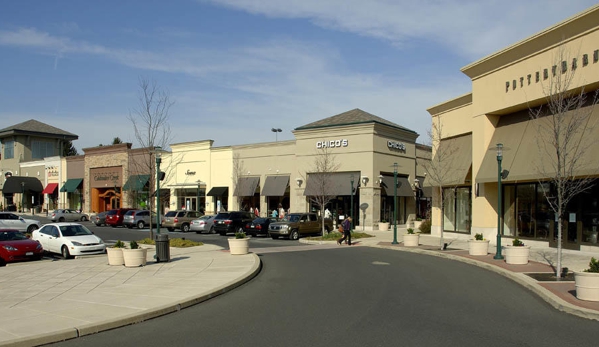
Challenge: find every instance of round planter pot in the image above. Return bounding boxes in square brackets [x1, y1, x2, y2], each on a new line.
[504, 245, 530, 265]
[228, 238, 250, 255]
[403, 234, 420, 247]
[468, 240, 490, 256]
[107, 247, 124, 266]
[378, 222, 389, 231]
[122, 248, 148, 267]
[413, 221, 422, 230]
[575, 271, 599, 301]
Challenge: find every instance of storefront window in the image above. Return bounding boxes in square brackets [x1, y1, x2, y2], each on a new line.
[443, 189, 456, 232]
[442, 187, 471, 233]
[4, 140, 14, 159]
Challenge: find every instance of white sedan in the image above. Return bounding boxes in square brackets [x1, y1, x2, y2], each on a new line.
[32, 223, 106, 259]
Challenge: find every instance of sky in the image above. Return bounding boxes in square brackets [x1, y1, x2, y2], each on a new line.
[1, 0, 598, 152]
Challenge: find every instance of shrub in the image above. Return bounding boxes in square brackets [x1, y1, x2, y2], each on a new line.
[235, 231, 247, 239]
[512, 238, 525, 247]
[419, 219, 431, 234]
[474, 233, 484, 241]
[584, 257, 599, 273]
[113, 240, 125, 248]
[406, 228, 415, 234]
[129, 240, 139, 249]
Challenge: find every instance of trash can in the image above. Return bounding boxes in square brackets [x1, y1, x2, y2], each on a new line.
[155, 234, 170, 263]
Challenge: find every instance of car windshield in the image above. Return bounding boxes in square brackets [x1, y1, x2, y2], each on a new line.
[165, 211, 177, 217]
[60, 225, 93, 237]
[215, 213, 230, 219]
[254, 218, 267, 223]
[106, 210, 117, 215]
[282, 215, 301, 222]
[0, 230, 28, 241]
[125, 210, 136, 216]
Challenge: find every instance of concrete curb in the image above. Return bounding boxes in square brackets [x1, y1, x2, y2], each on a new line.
[0, 253, 262, 347]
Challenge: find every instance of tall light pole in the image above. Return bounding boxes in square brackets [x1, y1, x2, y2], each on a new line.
[155, 147, 162, 235]
[271, 128, 282, 142]
[350, 174, 354, 232]
[393, 162, 399, 244]
[20, 181, 25, 213]
[494, 143, 505, 260]
[196, 179, 202, 213]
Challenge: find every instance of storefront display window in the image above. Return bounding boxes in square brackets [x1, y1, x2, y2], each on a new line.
[443, 187, 471, 233]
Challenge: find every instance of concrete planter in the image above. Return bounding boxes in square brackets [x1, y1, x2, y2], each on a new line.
[468, 240, 490, 256]
[378, 222, 389, 231]
[575, 272, 599, 301]
[228, 238, 249, 255]
[413, 221, 422, 230]
[106, 247, 124, 266]
[504, 245, 530, 265]
[403, 233, 419, 247]
[122, 248, 148, 267]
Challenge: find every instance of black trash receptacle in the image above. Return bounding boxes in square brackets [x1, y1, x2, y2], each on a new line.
[155, 234, 170, 262]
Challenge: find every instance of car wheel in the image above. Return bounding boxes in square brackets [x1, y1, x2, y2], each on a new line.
[290, 229, 299, 240]
[271, 235, 278, 240]
[27, 224, 38, 233]
[111, 225, 116, 228]
[126, 225, 133, 229]
[167, 227, 175, 232]
[219, 231, 226, 236]
[61, 245, 71, 259]
[209, 226, 215, 234]
[81, 216, 88, 222]
[59, 217, 65, 222]
[0, 257, 6, 267]
[137, 221, 145, 229]
[182, 224, 190, 233]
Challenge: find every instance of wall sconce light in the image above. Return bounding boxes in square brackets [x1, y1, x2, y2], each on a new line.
[378, 174, 384, 185]
[296, 178, 303, 187]
[361, 176, 369, 185]
[413, 178, 420, 190]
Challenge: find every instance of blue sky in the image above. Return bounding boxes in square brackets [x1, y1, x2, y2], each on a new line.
[1, 0, 597, 151]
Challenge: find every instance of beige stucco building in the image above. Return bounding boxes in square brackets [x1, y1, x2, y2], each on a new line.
[427, 4, 599, 251]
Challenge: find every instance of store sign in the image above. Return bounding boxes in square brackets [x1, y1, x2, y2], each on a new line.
[90, 167, 122, 188]
[185, 169, 196, 176]
[387, 140, 406, 152]
[316, 139, 348, 149]
[93, 172, 120, 182]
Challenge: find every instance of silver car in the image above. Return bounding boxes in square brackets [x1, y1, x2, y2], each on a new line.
[0, 212, 41, 233]
[190, 215, 216, 234]
[50, 209, 89, 222]
[123, 210, 158, 229]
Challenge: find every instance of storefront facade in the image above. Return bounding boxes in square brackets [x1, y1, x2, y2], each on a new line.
[427, 4, 599, 251]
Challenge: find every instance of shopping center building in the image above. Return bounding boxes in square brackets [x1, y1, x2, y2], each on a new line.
[427, 4, 599, 251]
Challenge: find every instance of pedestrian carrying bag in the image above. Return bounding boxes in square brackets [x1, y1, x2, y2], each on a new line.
[338, 225, 344, 233]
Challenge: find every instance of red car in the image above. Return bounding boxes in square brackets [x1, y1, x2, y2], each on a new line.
[105, 208, 135, 228]
[0, 229, 44, 266]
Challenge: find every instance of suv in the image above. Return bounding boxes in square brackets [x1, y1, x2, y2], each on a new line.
[123, 210, 155, 229]
[105, 208, 135, 228]
[269, 213, 333, 240]
[213, 211, 255, 236]
[162, 210, 203, 232]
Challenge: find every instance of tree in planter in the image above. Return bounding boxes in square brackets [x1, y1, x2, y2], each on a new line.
[529, 46, 599, 278]
[232, 153, 248, 211]
[303, 147, 340, 236]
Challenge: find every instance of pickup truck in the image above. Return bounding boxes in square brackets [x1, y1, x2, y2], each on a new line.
[268, 213, 333, 240]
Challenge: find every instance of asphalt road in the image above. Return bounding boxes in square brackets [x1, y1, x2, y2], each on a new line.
[49, 246, 599, 347]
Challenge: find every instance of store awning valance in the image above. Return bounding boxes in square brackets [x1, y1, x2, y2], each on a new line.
[207, 186, 229, 197]
[430, 134, 472, 186]
[2, 176, 43, 194]
[304, 171, 360, 196]
[42, 183, 58, 195]
[122, 175, 150, 191]
[261, 176, 289, 196]
[234, 177, 260, 197]
[381, 176, 414, 197]
[60, 178, 83, 193]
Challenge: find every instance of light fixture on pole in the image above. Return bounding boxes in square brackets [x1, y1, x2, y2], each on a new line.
[393, 163, 399, 244]
[155, 146, 162, 235]
[21, 181, 25, 213]
[350, 174, 354, 232]
[494, 143, 509, 260]
[196, 179, 202, 213]
[271, 128, 282, 142]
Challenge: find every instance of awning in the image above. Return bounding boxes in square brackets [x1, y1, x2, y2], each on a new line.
[42, 183, 58, 195]
[381, 176, 414, 197]
[233, 177, 260, 197]
[207, 186, 229, 197]
[261, 176, 289, 196]
[122, 175, 150, 191]
[304, 171, 360, 196]
[430, 134, 472, 185]
[417, 176, 432, 198]
[60, 178, 83, 193]
[2, 176, 43, 194]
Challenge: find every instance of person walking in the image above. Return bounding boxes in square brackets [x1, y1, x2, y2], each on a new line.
[271, 209, 278, 219]
[337, 216, 352, 246]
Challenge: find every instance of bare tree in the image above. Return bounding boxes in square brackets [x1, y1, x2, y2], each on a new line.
[232, 153, 246, 211]
[423, 117, 460, 250]
[529, 47, 599, 278]
[304, 147, 340, 236]
[127, 77, 176, 239]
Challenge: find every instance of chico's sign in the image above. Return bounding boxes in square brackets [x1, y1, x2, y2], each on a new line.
[316, 139, 348, 149]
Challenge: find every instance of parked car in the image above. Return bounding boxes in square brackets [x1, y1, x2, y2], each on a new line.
[162, 210, 203, 232]
[50, 209, 89, 222]
[92, 211, 108, 226]
[32, 223, 106, 259]
[269, 213, 333, 240]
[123, 210, 157, 229]
[0, 229, 44, 266]
[190, 215, 217, 234]
[213, 211, 255, 236]
[0, 212, 41, 233]
[105, 208, 135, 228]
[244, 217, 278, 237]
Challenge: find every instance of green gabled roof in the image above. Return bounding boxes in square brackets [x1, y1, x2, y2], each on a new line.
[294, 108, 416, 133]
[0, 119, 78, 140]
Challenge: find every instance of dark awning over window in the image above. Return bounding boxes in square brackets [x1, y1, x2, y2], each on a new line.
[42, 183, 58, 195]
[431, 134, 472, 185]
[2, 176, 43, 194]
[60, 178, 83, 193]
[122, 175, 150, 191]
[381, 176, 414, 197]
[261, 176, 289, 196]
[207, 186, 229, 197]
[233, 177, 260, 197]
[304, 171, 360, 196]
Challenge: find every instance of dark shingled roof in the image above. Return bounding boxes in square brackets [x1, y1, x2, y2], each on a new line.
[294, 108, 416, 133]
[0, 119, 78, 140]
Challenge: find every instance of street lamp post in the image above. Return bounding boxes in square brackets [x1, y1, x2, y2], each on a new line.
[494, 143, 505, 260]
[350, 174, 354, 232]
[271, 128, 282, 142]
[196, 179, 201, 213]
[20, 181, 25, 213]
[155, 147, 162, 235]
[393, 162, 399, 244]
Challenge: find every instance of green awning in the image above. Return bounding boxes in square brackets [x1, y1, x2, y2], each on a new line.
[60, 178, 83, 193]
[122, 175, 150, 191]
